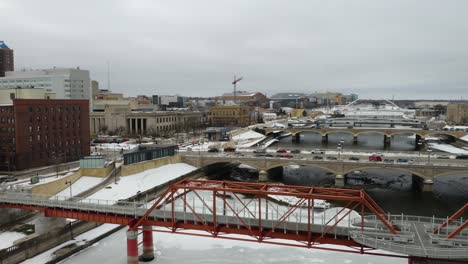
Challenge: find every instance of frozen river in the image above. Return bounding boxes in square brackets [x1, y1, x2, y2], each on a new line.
[58, 228, 405, 264]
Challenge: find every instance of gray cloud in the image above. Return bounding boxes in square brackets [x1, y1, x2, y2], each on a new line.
[1, 0, 468, 99]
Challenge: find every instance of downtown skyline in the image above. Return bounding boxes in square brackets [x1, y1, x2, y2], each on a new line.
[1, 0, 468, 100]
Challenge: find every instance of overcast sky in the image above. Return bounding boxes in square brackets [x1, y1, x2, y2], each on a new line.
[1, 0, 468, 99]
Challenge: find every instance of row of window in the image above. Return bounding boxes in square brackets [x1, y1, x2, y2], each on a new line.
[29, 106, 82, 113]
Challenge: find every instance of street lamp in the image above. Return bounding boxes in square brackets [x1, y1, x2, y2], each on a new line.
[417, 140, 423, 156]
[65, 180, 72, 198]
[337, 144, 342, 160]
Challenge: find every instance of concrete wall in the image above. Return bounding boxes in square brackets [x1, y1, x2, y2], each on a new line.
[0, 221, 100, 264]
[31, 165, 115, 196]
[81, 164, 114, 178]
[31, 170, 82, 197]
[120, 155, 182, 176]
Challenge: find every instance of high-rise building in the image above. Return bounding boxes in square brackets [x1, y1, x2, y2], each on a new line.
[0, 41, 14, 77]
[0, 68, 91, 102]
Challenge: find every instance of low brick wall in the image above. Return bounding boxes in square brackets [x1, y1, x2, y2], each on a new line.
[120, 155, 182, 176]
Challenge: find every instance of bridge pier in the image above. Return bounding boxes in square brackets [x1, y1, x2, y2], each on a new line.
[258, 170, 268, 182]
[292, 133, 301, 144]
[139, 226, 155, 262]
[422, 179, 434, 192]
[321, 134, 328, 144]
[335, 174, 345, 187]
[126, 230, 139, 264]
[353, 135, 358, 145]
[383, 134, 391, 148]
[415, 134, 423, 150]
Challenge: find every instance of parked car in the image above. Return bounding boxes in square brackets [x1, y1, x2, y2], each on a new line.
[208, 148, 219, 153]
[397, 158, 415, 163]
[349, 157, 359, 161]
[265, 154, 274, 157]
[223, 147, 236, 152]
[253, 148, 266, 154]
[455, 155, 468, 159]
[290, 149, 301, 154]
[383, 159, 394, 163]
[326, 156, 338, 160]
[368, 154, 382, 162]
[313, 156, 323, 160]
[0, 176, 17, 183]
[436, 155, 450, 159]
[310, 149, 325, 154]
[276, 149, 287, 153]
[282, 154, 294, 158]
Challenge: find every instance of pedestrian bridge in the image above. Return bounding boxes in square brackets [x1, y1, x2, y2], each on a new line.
[0, 179, 467, 263]
[180, 153, 468, 190]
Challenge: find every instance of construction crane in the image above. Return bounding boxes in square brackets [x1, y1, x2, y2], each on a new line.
[232, 75, 243, 104]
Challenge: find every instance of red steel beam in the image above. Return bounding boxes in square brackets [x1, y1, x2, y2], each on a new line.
[447, 220, 468, 239]
[434, 203, 468, 234]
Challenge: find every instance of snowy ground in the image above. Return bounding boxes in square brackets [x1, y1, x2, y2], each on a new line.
[55, 227, 404, 264]
[0, 231, 27, 249]
[93, 142, 139, 152]
[461, 135, 468, 141]
[84, 163, 197, 201]
[21, 223, 120, 264]
[428, 143, 468, 154]
[52, 176, 106, 197]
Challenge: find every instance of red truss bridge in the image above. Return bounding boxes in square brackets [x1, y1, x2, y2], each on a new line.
[0, 179, 467, 264]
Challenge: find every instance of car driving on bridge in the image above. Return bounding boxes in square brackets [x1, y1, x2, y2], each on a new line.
[310, 149, 325, 154]
[276, 149, 287, 153]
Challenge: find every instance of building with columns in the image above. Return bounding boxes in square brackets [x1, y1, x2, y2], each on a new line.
[90, 105, 203, 136]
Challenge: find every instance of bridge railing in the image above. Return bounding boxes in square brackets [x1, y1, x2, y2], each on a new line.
[350, 231, 468, 259]
[0, 191, 148, 217]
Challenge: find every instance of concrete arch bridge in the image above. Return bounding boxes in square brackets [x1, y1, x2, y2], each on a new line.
[263, 127, 468, 146]
[180, 154, 468, 191]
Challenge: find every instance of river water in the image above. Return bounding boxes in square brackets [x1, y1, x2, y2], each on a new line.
[213, 131, 467, 218]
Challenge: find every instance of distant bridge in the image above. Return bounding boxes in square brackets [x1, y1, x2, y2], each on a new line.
[263, 127, 468, 145]
[180, 153, 468, 191]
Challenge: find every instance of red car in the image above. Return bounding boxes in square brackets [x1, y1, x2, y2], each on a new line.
[223, 147, 236, 152]
[283, 154, 294, 158]
[369, 154, 382, 162]
[276, 149, 287, 153]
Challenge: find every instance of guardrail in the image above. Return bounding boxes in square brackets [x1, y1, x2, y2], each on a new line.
[350, 231, 468, 259]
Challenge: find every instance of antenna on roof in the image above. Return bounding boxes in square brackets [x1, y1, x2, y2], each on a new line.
[107, 61, 111, 91]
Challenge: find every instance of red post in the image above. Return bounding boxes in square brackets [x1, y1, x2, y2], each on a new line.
[140, 225, 155, 262]
[126, 230, 138, 264]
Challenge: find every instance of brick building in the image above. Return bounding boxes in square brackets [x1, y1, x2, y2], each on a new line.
[209, 105, 252, 127]
[0, 99, 90, 171]
[0, 41, 14, 77]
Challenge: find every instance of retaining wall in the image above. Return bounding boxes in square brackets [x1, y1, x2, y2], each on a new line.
[120, 155, 182, 176]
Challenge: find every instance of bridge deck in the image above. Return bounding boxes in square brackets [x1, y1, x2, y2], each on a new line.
[1, 188, 467, 259]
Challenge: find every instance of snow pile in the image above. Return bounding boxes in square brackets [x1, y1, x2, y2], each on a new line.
[52, 176, 105, 198]
[461, 135, 468, 141]
[86, 163, 197, 201]
[269, 195, 331, 209]
[0, 232, 26, 249]
[94, 142, 138, 151]
[428, 143, 468, 154]
[271, 123, 287, 128]
[233, 130, 266, 148]
[232, 130, 264, 141]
